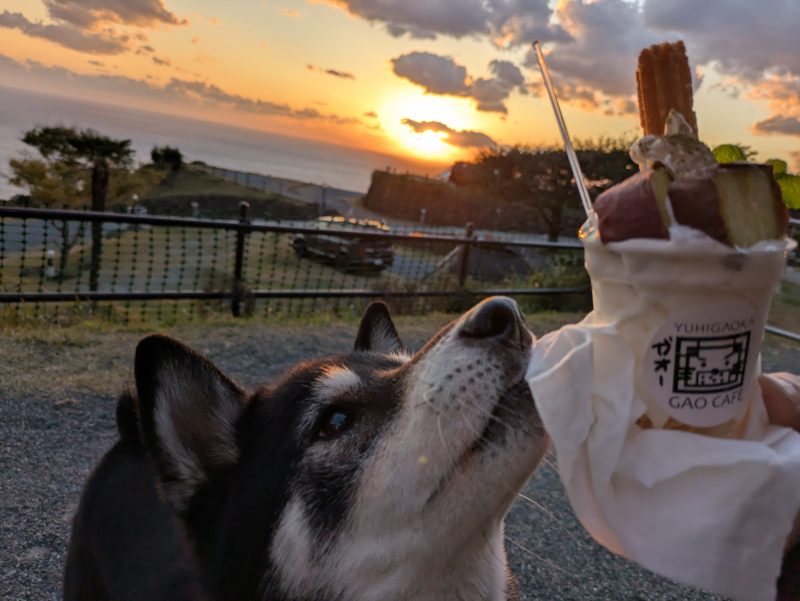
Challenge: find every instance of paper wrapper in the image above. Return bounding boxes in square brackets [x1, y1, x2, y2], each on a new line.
[526, 227, 800, 600]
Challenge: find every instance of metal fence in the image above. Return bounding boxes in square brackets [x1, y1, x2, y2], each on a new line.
[0, 205, 589, 322]
[1, 206, 798, 340]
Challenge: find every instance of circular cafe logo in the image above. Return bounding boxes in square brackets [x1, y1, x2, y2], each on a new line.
[643, 302, 761, 428]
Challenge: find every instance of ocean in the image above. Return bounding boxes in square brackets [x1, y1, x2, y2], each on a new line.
[0, 85, 444, 200]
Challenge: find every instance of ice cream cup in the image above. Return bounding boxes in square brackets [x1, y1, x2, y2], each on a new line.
[580, 219, 791, 438]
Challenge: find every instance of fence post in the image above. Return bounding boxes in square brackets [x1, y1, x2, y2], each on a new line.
[458, 222, 474, 287]
[231, 201, 250, 317]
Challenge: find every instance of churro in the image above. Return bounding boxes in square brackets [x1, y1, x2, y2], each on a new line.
[636, 41, 697, 137]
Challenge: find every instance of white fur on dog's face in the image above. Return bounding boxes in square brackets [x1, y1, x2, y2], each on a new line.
[269, 306, 548, 601]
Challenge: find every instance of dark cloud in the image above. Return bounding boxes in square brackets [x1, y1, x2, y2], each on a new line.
[488, 0, 572, 47]
[327, 0, 488, 39]
[363, 111, 378, 118]
[0, 53, 360, 126]
[306, 65, 356, 80]
[645, 0, 800, 138]
[0, 10, 131, 54]
[517, 0, 800, 135]
[489, 60, 524, 88]
[152, 56, 171, 67]
[401, 118, 496, 148]
[391, 52, 525, 113]
[136, 44, 155, 54]
[525, 0, 658, 100]
[391, 52, 468, 95]
[644, 0, 800, 80]
[470, 60, 526, 112]
[326, 0, 569, 46]
[752, 115, 800, 138]
[42, 0, 185, 28]
[87, 59, 103, 67]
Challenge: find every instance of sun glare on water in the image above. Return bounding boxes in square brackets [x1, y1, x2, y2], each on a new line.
[379, 90, 476, 162]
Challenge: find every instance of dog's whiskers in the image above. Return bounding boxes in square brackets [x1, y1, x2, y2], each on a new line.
[543, 453, 558, 473]
[504, 536, 573, 577]
[436, 413, 446, 451]
[516, 492, 583, 546]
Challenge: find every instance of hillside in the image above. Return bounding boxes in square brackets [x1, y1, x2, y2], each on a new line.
[137, 164, 316, 220]
[361, 169, 583, 236]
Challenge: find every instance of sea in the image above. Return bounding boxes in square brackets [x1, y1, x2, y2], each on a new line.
[0, 85, 445, 200]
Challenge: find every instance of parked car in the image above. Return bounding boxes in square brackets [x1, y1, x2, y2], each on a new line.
[292, 216, 394, 272]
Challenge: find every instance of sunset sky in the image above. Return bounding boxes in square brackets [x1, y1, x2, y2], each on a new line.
[0, 0, 798, 169]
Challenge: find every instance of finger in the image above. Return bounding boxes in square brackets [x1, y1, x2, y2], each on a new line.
[759, 373, 800, 431]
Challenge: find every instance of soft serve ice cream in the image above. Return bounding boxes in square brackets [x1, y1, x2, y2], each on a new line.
[584, 108, 789, 437]
[527, 41, 800, 601]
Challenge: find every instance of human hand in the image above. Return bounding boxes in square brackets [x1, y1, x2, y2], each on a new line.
[760, 372, 800, 431]
[760, 373, 800, 600]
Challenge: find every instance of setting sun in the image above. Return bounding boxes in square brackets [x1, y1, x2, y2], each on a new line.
[378, 89, 477, 161]
[400, 129, 452, 160]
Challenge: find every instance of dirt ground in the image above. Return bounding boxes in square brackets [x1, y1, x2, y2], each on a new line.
[1, 310, 797, 600]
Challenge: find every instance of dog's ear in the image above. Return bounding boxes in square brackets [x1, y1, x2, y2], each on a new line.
[354, 302, 403, 354]
[134, 335, 245, 512]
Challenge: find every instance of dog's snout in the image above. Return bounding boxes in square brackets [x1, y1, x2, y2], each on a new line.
[460, 297, 529, 347]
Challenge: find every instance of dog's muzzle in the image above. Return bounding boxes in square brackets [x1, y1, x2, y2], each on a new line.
[459, 296, 531, 350]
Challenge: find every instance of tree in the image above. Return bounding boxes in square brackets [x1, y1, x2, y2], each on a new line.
[21, 126, 134, 211]
[10, 126, 134, 287]
[151, 145, 183, 172]
[8, 156, 89, 279]
[466, 142, 635, 241]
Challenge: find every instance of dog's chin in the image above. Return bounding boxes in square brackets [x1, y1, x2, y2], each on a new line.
[424, 378, 542, 515]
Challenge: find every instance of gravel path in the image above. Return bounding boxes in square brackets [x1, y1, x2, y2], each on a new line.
[1, 315, 797, 601]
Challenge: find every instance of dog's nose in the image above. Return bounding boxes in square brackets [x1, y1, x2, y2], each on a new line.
[460, 297, 530, 347]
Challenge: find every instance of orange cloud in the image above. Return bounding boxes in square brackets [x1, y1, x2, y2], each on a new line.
[0, 1, 186, 56]
[401, 119, 496, 149]
[747, 75, 800, 138]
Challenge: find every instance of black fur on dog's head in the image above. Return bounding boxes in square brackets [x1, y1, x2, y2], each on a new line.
[66, 298, 548, 601]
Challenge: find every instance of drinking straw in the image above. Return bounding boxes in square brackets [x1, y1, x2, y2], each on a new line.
[531, 41, 594, 218]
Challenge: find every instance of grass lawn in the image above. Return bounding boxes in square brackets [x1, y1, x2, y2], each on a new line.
[142, 164, 284, 201]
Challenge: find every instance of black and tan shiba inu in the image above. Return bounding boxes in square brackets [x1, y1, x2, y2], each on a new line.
[64, 296, 549, 600]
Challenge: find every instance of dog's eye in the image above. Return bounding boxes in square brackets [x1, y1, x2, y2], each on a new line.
[315, 407, 352, 440]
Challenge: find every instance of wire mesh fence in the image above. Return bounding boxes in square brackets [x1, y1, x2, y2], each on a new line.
[0, 205, 590, 324]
